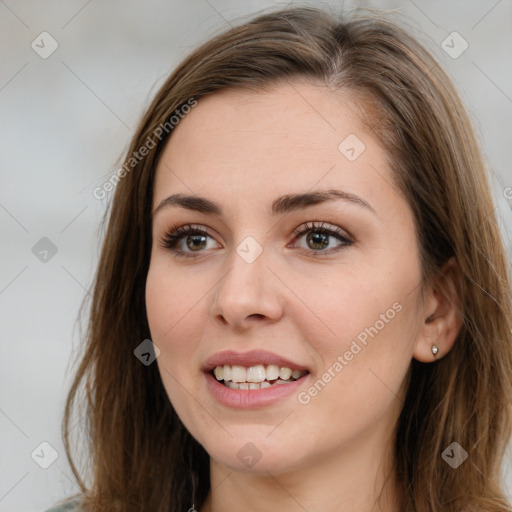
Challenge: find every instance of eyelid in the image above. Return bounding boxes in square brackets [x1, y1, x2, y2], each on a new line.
[159, 223, 220, 251]
[291, 221, 353, 241]
[288, 221, 354, 256]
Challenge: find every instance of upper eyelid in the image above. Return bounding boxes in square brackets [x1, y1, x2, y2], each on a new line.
[162, 221, 347, 237]
[291, 221, 352, 239]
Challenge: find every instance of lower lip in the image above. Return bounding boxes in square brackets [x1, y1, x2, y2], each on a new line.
[204, 371, 310, 409]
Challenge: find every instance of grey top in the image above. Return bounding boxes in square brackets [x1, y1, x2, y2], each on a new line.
[44, 499, 82, 511]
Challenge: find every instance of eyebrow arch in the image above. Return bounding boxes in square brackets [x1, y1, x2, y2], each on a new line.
[152, 189, 376, 218]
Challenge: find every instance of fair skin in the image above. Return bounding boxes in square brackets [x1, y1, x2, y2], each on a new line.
[145, 82, 462, 512]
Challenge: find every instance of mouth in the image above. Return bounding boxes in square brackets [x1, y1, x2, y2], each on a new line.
[202, 350, 311, 408]
[211, 364, 309, 390]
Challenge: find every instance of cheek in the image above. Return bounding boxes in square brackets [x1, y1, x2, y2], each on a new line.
[289, 261, 417, 353]
[289, 255, 421, 419]
[145, 261, 207, 347]
[145, 262, 210, 429]
[291, 301, 416, 448]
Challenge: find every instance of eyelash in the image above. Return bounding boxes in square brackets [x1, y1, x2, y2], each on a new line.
[159, 221, 354, 259]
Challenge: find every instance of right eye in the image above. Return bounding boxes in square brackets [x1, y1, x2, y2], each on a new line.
[160, 224, 221, 258]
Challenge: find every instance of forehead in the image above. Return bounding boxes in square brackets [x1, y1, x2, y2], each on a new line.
[153, 82, 394, 212]
[160, 82, 367, 157]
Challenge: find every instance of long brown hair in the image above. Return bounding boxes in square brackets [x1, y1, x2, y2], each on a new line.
[59, 5, 512, 511]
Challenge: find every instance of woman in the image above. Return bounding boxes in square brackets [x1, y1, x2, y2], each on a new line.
[46, 5, 512, 512]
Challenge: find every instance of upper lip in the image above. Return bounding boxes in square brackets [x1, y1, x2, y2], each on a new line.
[203, 350, 310, 372]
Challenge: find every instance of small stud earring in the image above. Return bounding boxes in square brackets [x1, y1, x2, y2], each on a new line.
[432, 345, 439, 356]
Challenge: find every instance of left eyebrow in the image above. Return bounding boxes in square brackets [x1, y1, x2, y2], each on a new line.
[152, 189, 376, 218]
[270, 189, 376, 215]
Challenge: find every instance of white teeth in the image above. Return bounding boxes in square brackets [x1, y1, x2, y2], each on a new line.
[266, 364, 280, 380]
[246, 365, 266, 383]
[279, 367, 292, 380]
[212, 363, 308, 389]
[220, 378, 303, 390]
[231, 365, 247, 383]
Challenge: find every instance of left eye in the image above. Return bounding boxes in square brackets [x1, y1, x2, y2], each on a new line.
[290, 221, 353, 254]
[160, 221, 353, 258]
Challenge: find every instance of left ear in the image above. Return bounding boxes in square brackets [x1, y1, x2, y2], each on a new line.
[413, 256, 463, 362]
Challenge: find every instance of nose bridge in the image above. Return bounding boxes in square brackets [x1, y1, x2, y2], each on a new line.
[211, 237, 283, 326]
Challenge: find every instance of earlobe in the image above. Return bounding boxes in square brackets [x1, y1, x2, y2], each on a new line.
[413, 257, 463, 363]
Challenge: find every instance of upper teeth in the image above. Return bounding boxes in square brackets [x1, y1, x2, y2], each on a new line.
[213, 364, 306, 383]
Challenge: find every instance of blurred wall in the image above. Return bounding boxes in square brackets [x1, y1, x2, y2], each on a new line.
[1, 1, 511, 510]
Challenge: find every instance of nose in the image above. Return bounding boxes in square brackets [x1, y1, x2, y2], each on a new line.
[210, 244, 285, 330]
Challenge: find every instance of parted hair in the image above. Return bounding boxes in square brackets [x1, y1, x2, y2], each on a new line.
[59, 5, 512, 511]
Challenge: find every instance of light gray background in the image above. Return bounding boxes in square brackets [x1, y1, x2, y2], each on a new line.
[1, 1, 511, 511]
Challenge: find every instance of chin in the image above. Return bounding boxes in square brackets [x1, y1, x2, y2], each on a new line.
[209, 445, 305, 475]
[194, 427, 312, 476]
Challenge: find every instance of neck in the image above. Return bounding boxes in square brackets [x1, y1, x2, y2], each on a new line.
[199, 426, 401, 512]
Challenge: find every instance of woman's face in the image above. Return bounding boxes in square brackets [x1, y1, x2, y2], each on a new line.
[146, 82, 426, 475]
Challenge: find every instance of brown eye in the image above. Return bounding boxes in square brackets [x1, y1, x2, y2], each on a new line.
[185, 234, 208, 251]
[305, 231, 330, 251]
[160, 224, 220, 258]
[291, 221, 353, 255]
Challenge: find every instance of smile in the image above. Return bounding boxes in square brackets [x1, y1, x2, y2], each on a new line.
[212, 364, 308, 389]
